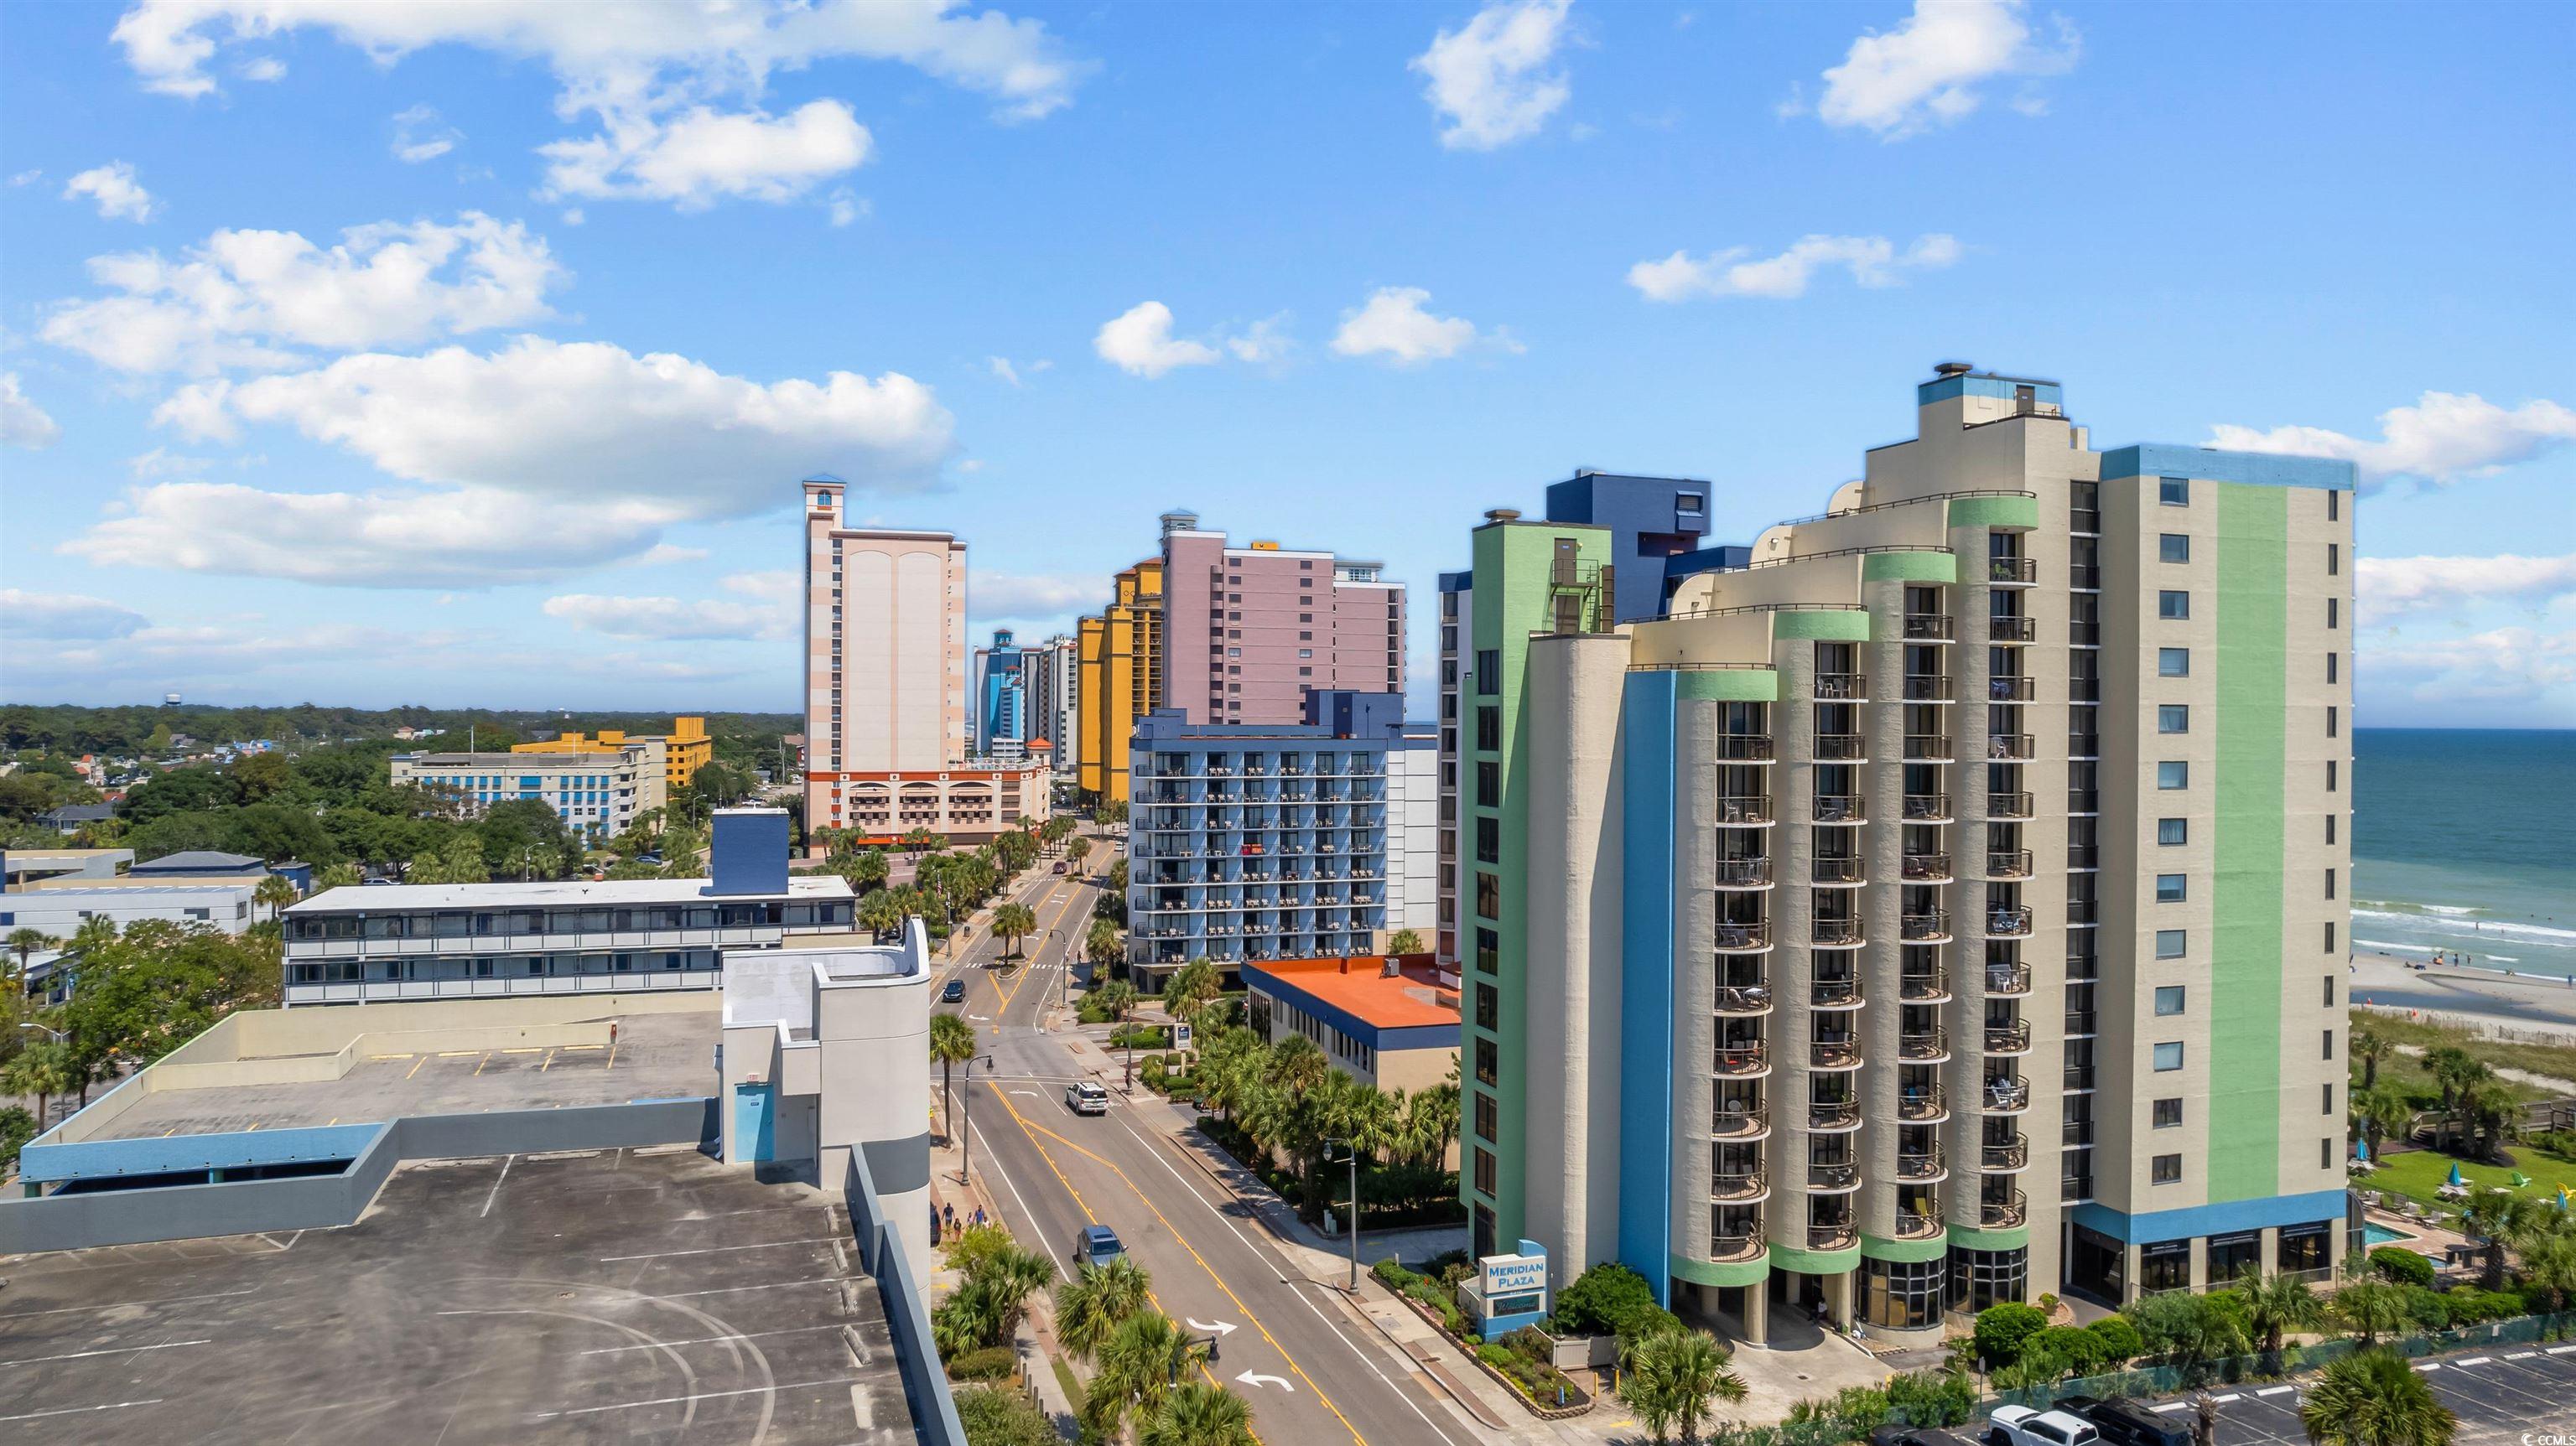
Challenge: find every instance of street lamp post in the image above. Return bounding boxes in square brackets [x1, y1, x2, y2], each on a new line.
[1325, 1138, 1359, 1291]
[958, 1053, 994, 1185]
[18, 1023, 66, 1043]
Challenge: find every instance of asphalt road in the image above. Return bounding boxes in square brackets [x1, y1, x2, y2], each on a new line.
[938, 846, 1480, 1446]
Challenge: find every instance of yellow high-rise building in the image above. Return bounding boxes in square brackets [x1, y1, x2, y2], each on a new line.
[513, 715, 713, 796]
[1075, 557, 1162, 803]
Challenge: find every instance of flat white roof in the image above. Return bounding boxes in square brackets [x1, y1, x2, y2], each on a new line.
[288, 874, 852, 913]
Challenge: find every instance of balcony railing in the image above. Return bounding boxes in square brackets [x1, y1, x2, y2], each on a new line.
[1903, 792, 1952, 822]
[1900, 970, 1950, 1003]
[1897, 1148, 1947, 1180]
[1902, 853, 1953, 882]
[1713, 734, 1775, 761]
[1810, 1039, 1862, 1070]
[1989, 557, 2038, 584]
[1986, 1019, 2034, 1054]
[1898, 1028, 1950, 1061]
[1809, 1098, 1861, 1131]
[1903, 674, 1953, 702]
[1900, 910, 1950, 942]
[1809, 1221, 1859, 1251]
[1986, 674, 2037, 702]
[1986, 848, 2035, 879]
[1711, 1230, 1766, 1262]
[1808, 1162, 1861, 1191]
[1987, 790, 2035, 819]
[1898, 1084, 1948, 1122]
[1712, 1171, 1768, 1201]
[1984, 1078, 2032, 1112]
[1715, 795, 1773, 827]
[1812, 795, 1866, 824]
[1811, 856, 1865, 884]
[1712, 858, 1772, 888]
[1811, 920, 1864, 946]
[1982, 1137, 2031, 1170]
[1713, 986, 1773, 1015]
[1986, 733, 2037, 761]
[1893, 1210, 1943, 1240]
[1987, 962, 2033, 995]
[1712, 1107, 1768, 1138]
[1811, 976, 1862, 1008]
[1903, 733, 1954, 760]
[1986, 906, 2034, 937]
[1989, 616, 2037, 643]
[1980, 1190, 2029, 1228]
[1714, 922, 1771, 951]
[1903, 613, 1954, 640]
[1813, 672, 1867, 701]
[1813, 733, 1867, 761]
[1715, 1045, 1770, 1075]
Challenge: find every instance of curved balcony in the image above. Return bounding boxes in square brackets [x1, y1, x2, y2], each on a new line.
[1714, 794, 1774, 827]
[1813, 733, 1867, 761]
[1808, 1098, 1862, 1132]
[1898, 1084, 1948, 1122]
[1710, 1229, 1767, 1262]
[1712, 985, 1774, 1016]
[1984, 848, 2035, 880]
[1899, 968, 1950, 1003]
[1981, 1136, 2031, 1172]
[1896, 1148, 1948, 1182]
[1810, 856, 1866, 886]
[1808, 1162, 1862, 1194]
[1985, 733, 2037, 761]
[1809, 1039, 1863, 1070]
[1715, 1044, 1772, 1077]
[1903, 674, 1953, 702]
[1979, 1190, 2029, 1228]
[1901, 852, 1953, 883]
[1713, 922, 1773, 953]
[1903, 792, 1953, 823]
[1711, 1171, 1769, 1203]
[1984, 906, 2034, 938]
[1898, 1028, 1950, 1063]
[1981, 1078, 2033, 1115]
[1985, 962, 2033, 995]
[1811, 919, 1865, 948]
[1903, 733, 1955, 762]
[1988, 556, 2038, 586]
[1988, 616, 2036, 644]
[1711, 1107, 1770, 1140]
[1813, 672, 1867, 702]
[1712, 857, 1773, 889]
[1893, 1210, 1944, 1241]
[1986, 790, 2035, 820]
[1811, 795, 1867, 825]
[1903, 613, 1954, 640]
[1900, 910, 1951, 943]
[1985, 1020, 2034, 1055]
[1810, 976, 1862, 1009]
[1713, 734, 1775, 762]
[1809, 1221, 1859, 1252]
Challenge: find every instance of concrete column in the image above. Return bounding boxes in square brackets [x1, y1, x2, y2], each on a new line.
[1825, 1270, 1854, 1330]
[1742, 1281, 1771, 1348]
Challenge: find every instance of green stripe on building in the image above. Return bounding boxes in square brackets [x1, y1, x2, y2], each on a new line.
[2211, 483, 2288, 1201]
[1860, 551, 1960, 583]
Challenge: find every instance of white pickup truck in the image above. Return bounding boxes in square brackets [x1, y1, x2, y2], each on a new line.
[1986, 1406, 2101, 1446]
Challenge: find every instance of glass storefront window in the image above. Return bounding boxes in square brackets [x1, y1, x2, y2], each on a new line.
[1861, 1256, 1946, 1329]
[2207, 1231, 2262, 1285]
[2279, 1223, 2331, 1272]
[1947, 1245, 2028, 1314]
[2139, 1240, 2192, 1293]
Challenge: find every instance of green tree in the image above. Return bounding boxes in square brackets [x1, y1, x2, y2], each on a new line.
[2519, 1221, 2576, 1311]
[316, 861, 363, 890]
[860, 890, 907, 941]
[1085, 1312, 1202, 1440]
[2352, 1082, 2413, 1164]
[1085, 918, 1122, 982]
[0, 1042, 77, 1132]
[1971, 1301, 2049, 1368]
[2298, 1347, 2457, 1446]
[839, 847, 891, 895]
[931, 1013, 977, 1142]
[2124, 1291, 2249, 1377]
[1139, 1380, 1255, 1446]
[2235, 1269, 2326, 1365]
[6, 927, 58, 980]
[2459, 1188, 2551, 1289]
[991, 902, 1038, 959]
[2351, 1027, 2391, 1090]
[964, 1241, 1055, 1347]
[2332, 1278, 2412, 1346]
[1054, 1256, 1153, 1361]
[1618, 1328, 1745, 1446]
[252, 873, 299, 924]
[1385, 928, 1423, 955]
[953, 1386, 1057, 1446]
[901, 826, 943, 858]
[1162, 959, 1221, 1024]
[1068, 834, 1093, 869]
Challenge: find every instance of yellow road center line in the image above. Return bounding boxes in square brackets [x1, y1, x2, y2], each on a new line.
[995, 879, 1088, 1015]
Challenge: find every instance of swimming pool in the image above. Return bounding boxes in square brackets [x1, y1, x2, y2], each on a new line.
[2364, 1221, 2418, 1246]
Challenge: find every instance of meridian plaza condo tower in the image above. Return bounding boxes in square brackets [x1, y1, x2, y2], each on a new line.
[1455, 365, 2355, 1340]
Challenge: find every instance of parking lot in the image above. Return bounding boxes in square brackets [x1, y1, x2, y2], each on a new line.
[2007, 1343, 2576, 1443]
[0, 1144, 913, 1443]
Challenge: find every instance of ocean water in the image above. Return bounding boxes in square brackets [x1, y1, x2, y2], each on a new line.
[2351, 728, 2576, 979]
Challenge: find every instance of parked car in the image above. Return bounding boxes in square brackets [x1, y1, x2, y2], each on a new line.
[1987, 1406, 2101, 1446]
[941, 979, 966, 1003]
[1871, 1428, 1975, 1446]
[2076, 1400, 2192, 1446]
[1066, 1081, 1110, 1115]
[1053, 861, 1069, 874]
[1071, 1223, 1124, 1268]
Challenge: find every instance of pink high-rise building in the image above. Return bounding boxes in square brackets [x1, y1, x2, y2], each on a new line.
[1156, 511, 1406, 723]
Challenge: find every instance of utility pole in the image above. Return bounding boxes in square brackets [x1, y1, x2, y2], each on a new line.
[1326, 1138, 1359, 1290]
[958, 1053, 993, 1185]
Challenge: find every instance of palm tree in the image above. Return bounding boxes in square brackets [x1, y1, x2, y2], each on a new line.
[252, 876, 299, 924]
[2236, 1269, 2326, 1365]
[1068, 835, 1093, 870]
[1620, 1329, 1746, 1446]
[971, 1242, 1057, 1345]
[1087, 1312, 1202, 1440]
[1139, 1380, 1255, 1446]
[1054, 1256, 1152, 1360]
[2519, 1221, 2576, 1311]
[315, 861, 362, 890]
[2423, 1048, 2485, 1150]
[1270, 1033, 1327, 1096]
[2459, 1188, 2549, 1288]
[1093, 979, 1140, 1088]
[0, 1041, 77, 1132]
[1385, 928, 1422, 956]
[2333, 1278, 2412, 1347]
[859, 890, 906, 942]
[2298, 1347, 2457, 1446]
[901, 826, 943, 859]
[1163, 959, 1221, 1024]
[992, 902, 1038, 959]
[2462, 1078, 2519, 1162]
[2351, 1028, 2392, 1090]
[930, 1014, 976, 1142]
[5, 926, 57, 982]
[2352, 1082, 2413, 1164]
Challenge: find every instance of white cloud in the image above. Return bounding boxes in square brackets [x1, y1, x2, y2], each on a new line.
[127, 446, 214, 478]
[2207, 391, 2576, 492]
[827, 187, 865, 226]
[391, 103, 462, 163]
[543, 571, 797, 640]
[0, 589, 148, 641]
[1628, 233, 1961, 301]
[1811, 0, 2078, 139]
[2356, 553, 2576, 628]
[1329, 287, 1514, 365]
[41, 212, 564, 374]
[64, 161, 157, 222]
[974, 572, 1098, 618]
[1, 373, 62, 448]
[10, 168, 44, 186]
[538, 100, 872, 208]
[1411, 0, 1573, 151]
[236, 55, 284, 81]
[2364, 625, 2576, 707]
[987, 356, 1021, 386]
[112, 1, 1088, 210]
[635, 542, 709, 565]
[1094, 301, 1222, 379]
[1226, 314, 1294, 366]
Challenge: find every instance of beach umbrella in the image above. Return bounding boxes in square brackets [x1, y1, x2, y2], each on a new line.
[2447, 1163, 2465, 1188]
[2559, 1185, 2571, 1211]
[2354, 1136, 2371, 1161]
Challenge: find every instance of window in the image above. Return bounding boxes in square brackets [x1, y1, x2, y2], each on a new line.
[2159, 477, 2189, 505]
[1476, 706, 1500, 752]
[2326, 920, 2337, 953]
[1475, 925, 1498, 974]
[2156, 930, 2186, 959]
[1677, 493, 1705, 516]
[1472, 1147, 1497, 1195]
[1473, 1090, 1498, 1142]
[2327, 651, 2339, 684]
[2158, 761, 2189, 790]
[2159, 647, 2190, 677]
[1474, 1039, 1498, 1087]
[1474, 983, 1498, 1030]
[1475, 873, 1499, 922]
[1475, 816, 1499, 864]
[2154, 985, 2186, 1014]
[2325, 976, 2338, 1006]
[2324, 1083, 2335, 1117]
[2159, 533, 2191, 563]
[2328, 542, 2340, 576]
[2153, 1154, 2184, 1185]
[2158, 590, 2191, 619]
[2158, 705, 2189, 734]
[2156, 875, 2187, 904]
[2154, 1042, 2184, 1071]
[1475, 649, 1499, 694]
[2327, 597, 2339, 630]
[2326, 814, 2337, 846]
[2325, 867, 2336, 900]
[2323, 1138, 2335, 1170]
[2324, 1029, 2335, 1060]
[1476, 760, 1499, 807]
[2158, 817, 2188, 846]
[2153, 1098, 2183, 1128]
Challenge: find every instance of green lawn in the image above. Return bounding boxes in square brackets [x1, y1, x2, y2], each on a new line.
[2364, 1143, 2576, 1207]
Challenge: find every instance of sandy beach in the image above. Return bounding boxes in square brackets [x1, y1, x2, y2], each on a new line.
[2349, 948, 2576, 1038]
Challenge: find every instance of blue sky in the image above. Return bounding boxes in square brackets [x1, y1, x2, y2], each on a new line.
[3, 0, 2570, 726]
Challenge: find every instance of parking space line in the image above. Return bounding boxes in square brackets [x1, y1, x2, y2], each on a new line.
[0, 1288, 257, 1320]
[540, 1048, 556, 1072]
[576, 1324, 848, 1355]
[405, 1055, 428, 1080]
[597, 1237, 843, 1262]
[502, 1048, 543, 1055]
[2506, 1350, 2538, 1360]
[2454, 1355, 2492, 1366]
[0, 1399, 164, 1425]
[480, 1155, 513, 1217]
[2256, 1385, 2296, 1397]
[0, 1340, 210, 1369]
[530, 1376, 870, 1419]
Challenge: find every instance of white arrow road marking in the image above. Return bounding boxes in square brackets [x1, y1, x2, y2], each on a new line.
[969, 1015, 993, 1021]
[1186, 1319, 1238, 1336]
[1009, 1090, 1041, 1099]
[1233, 1371, 1293, 1392]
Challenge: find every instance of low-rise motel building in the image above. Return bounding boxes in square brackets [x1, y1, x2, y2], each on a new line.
[1242, 952, 1461, 1105]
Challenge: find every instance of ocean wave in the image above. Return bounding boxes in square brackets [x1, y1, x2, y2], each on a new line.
[2423, 904, 2480, 916]
[2357, 938, 2523, 965]
[2350, 908, 2576, 946]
